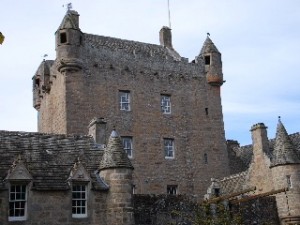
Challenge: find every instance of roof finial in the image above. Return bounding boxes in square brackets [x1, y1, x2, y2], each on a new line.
[63, 3, 72, 12]
[278, 116, 281, 122]
[207, 32, 210, 37]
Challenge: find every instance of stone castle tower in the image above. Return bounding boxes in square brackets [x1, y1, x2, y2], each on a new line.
[32, 9, 229, 196]
[270, 119, 300, 224]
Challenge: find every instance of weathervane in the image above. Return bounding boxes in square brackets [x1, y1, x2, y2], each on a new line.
[63, 3, 72, 12]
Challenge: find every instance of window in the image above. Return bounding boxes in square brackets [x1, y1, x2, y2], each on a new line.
[164, 138, 174, 158]
[161, 95, 171, 114]
[9, 184, 27, 221]
[122, 136, 133, 158]
[204, 153, 208, 164]
[72, 184, 87, 218]
[204, 55, 211, 65]
[214, 188, 220, 197]
[167, 185, 178, 195]
[119, 91, 131, 111]
[286, 175, 292, 189]
[60, 32, 67, 44]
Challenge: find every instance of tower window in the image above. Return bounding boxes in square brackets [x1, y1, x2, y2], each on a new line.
[60, 32, 67, 44]
[204, 153, 208, 164]
[204, 55, 211, 65]
[122, 136, 133, 158]
[286, 175, 292, 189]
[214, 188, 220, 197]
[205, 108, 208, 115]
[164, 138, 174, 158]
[119, 91, 131, 111]
[161, 95, 171, 114]
[167, 185, 178, 195]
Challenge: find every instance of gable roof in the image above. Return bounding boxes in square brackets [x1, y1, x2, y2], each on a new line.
[0, 130, 108, 191]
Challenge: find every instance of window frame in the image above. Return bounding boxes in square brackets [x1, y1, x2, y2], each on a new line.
[72, 184, 88, 218]
[121, 136, 133, 158]
[164, 138, 175, 159]
[161, 94, 171, 114]
[8, 184, 28, 221]
[119, 91, 131, 111]
[167, 185, 178, 195]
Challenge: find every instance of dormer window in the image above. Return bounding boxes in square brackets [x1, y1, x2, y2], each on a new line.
[60, 32, 67, 44]
[9, 184, 27, 221]
[204, 55, 211, 65]
[72, 184, 87, 218]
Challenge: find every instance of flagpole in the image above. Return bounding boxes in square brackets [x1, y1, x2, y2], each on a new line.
[168, 0, 171, 28]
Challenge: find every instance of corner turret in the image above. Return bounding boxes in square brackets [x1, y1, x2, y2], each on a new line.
[55, 9, 83, 73]
[271, 117, 300, 167]
[270, 117, 300, 224]
[99, 130, 134, 225]
[196, 36, 224, 86]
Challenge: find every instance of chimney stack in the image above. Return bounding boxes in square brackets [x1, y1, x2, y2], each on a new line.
[159, 26, 173, 49]
[88, 117, 107, 146]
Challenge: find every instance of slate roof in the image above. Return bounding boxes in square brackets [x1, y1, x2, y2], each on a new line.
[0, 130, 109, 191]
[100, 130, 133, 170]
[218, 171, 248, 195]
[199, 36, 221, 55]
[228, 132, 300, 174]
[271, 119, 300, 166]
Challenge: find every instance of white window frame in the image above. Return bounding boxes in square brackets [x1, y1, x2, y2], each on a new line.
[122, 136, 133, 158]
[161, 95, 171, 114]
[72, 184, 88, 218]
[167, 185, 178, 195]
[119, 91, 131, 111]
[9, 184, 27, 221]
[164, 138, 174, 159]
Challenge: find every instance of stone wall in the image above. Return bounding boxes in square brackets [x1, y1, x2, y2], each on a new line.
[133, 194, 280, 225]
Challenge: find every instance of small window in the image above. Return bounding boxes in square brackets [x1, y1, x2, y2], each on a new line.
[161, 95, 171, 114]
[60, 32, 67, 44]
[119, 91, 131, 111]
[167, 185, 178, 195]
[9, 184, 27, 221]
[164, 138, 174, 158]
[286, 175, 292, 189]
[214, 188, 220, 197]
[204, 153, 208, 164]
[122, 136, 133, 158]
[72, 184, 87, 218]
[204, 55, 211, 65]
[205, 108, 208, 115]
[132, 184, 136, 194]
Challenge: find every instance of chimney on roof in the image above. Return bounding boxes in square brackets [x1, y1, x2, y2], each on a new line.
[159, 26, 173, 49]
[88, 117, 107, 146]
[250, 123, 269, 159]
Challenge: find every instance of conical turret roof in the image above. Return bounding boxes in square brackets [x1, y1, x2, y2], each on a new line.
[271, 117, 300, 166]
[199, 36, 220, 56]
[57, 10, 80, 30]
[99, 130, 133, 170]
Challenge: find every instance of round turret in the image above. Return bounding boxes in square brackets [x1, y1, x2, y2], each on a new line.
[197, 36, 224, 86]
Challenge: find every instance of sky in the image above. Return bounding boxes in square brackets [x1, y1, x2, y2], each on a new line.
[0, 0, 299, 145]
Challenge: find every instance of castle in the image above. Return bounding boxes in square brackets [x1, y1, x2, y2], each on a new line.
[0, 9, 299, 225]
[32, 9, 229, 196]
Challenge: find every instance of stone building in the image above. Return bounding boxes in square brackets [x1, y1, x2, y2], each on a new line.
[32, 9, 229, 196]
[206, 118, 300, 224]
[0, 130, 134, 225]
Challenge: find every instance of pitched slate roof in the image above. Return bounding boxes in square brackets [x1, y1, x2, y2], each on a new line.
[218, 171, 249, 195]
[99, 130, 133, 170]
[228, 131, 300, 174]
[0, 130, 108, 191]
[271, 119, 300, 166]
[199, 36, 221, 55]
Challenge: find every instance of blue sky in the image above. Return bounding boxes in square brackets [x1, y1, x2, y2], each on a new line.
[0, 0, 299, 145]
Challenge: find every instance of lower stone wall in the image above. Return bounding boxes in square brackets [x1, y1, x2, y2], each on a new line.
[133, 195, 280, 225]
